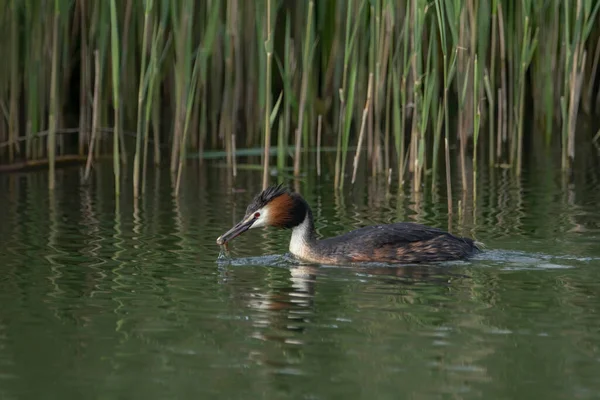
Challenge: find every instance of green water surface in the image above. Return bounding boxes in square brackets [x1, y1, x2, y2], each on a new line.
[1, 161, 599, 400]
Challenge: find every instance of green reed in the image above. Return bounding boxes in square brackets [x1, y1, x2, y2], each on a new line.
[170, 0, 193, 175]
[261, 0, 273, 189]
[294, 0, 314, 177]
[434, 0, 459, 208]
[473, 54, 481, 200]
[335, 1, 364, 190]
[91, 0, 109, 161]
[0, 0, 600, 202]
[9, 0, 19, 164]
[133, 0, 153, 199]
[175, 41, 201, 196]
[141, 17, 165, 191]
[109, 0, 121, 196]
[275, 12, 294, 174]
[515, 5, 538, 176]
[23, 0, 40, 160]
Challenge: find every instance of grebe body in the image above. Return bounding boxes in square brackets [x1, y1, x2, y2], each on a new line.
[217, 185, 480, 264]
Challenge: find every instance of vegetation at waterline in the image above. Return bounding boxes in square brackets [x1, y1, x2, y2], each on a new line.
[0, 0, 599, 198]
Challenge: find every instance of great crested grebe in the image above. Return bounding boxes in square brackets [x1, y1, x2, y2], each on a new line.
[216, 185, 480, 264]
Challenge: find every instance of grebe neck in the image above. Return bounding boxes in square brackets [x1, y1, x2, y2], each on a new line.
[289, 208, 318, 259]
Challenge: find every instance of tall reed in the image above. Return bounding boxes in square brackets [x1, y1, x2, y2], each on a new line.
[109, 0, 121, 196]
[294, 1, 315, 177]
[133, 0, 153, 199]
[48, 0, 61, 190]
[9, 0, 19, 163]
[262, 0, 273, 190]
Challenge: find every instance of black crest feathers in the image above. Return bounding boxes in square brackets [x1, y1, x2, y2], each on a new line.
[245, 184, 290, 214]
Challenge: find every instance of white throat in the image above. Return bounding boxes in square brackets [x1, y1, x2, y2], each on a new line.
[289, 213, 313, 259]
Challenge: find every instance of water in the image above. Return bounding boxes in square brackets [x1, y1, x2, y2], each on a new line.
[1, 161, 599, 399]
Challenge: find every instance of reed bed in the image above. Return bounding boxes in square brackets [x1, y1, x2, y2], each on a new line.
[0, 0, 599, 195]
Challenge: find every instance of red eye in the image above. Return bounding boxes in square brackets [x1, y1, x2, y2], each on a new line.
[254, 212, 260, 218]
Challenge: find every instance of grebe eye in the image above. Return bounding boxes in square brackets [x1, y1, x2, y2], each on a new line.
[254, 212, 260, 218]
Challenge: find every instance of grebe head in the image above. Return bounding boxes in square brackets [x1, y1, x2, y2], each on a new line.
[216, 185, 308, 245]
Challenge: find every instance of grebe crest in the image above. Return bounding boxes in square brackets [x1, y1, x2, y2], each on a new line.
[217, 185, 480, 265]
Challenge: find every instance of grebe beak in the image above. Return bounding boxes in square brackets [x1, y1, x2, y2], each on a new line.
[216, 215, 255, 245]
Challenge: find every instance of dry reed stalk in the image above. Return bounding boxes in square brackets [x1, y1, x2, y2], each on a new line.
[445, 136, 453, 213]
[334, 96, 345, 189]
[231, 0, 241, 178]
[78, 0, 89, 157]
[317, 114, 322, 177]
[231, 132, 237, 177]
[352, 73, 374, 184]
[498, 4, 507, 161]
[152, 87, 160, 165]
[9, 0, 19, 163]
[84, 51, 101, 182]
[221, 3, 234, 172]
[48, 4, 60, 190]
[584, 37, 600, 113]
[567, 50, 586, 165]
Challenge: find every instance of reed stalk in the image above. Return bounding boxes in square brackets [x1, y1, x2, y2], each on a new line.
[488, 0, 498, 164]
[197, 1, 220, 165]
[279, 12, 294, 173]
[435, 0, 459, 208]
[262, 0, 273, 190]
[414, 17, 437, 192]
[142, 21, 164, 192]
[483, 71, 494, 165]
[497, 3, 507, 161]
[109, 0, 121, 196]
[175, 46, 201, 196]
[170, 0, 194, 174]
[230, 0, 241, 177]
[370, 1, 382, 175]
[515, 5, 538, 176]
[78, 0, 90, 157]
[383, 8, 393, 176]
[92, 0, 110, 160]
[8, 0, 19, 163]
[133, 0, 153, 199]
[473, 55, 481, 199]
[398, 9, 411, 189]
[335, 1, 364, 189]
[24, 1, 43, 161]
[84, 51, 101, 182]
[352, 73, 373, 185]
[220, 2, 234, 172]
[317, 114, 322, 177]
[48, 0, 61, 190]
[294, 1, 314, 177]
[339, 55, 358, 190]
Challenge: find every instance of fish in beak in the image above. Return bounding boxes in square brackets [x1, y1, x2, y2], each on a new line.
[216, 215, 256, 245]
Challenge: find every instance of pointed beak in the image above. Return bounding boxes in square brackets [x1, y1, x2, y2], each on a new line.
[216, 216, 255, 245]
